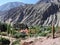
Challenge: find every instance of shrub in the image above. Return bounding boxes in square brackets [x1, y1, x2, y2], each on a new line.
[29, 26, 52, 37]
[13, 23, 28, 30]
[29, 25, 41, 34]
[13, 32, 21, 38]
[13, 32, 27, 38]
[0, 23, 7, 32]
[39, 32, 47, 36]
[0, 38, 10, 45]
[1, 32, 7, 36]
[12, 40, 20, 45]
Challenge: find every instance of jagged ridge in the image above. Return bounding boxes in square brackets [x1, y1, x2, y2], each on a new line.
[3, 1, 60, 26]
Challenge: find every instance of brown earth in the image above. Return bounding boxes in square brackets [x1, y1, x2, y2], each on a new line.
[34, 37, 60, 45]
[21, 37, 60, 45]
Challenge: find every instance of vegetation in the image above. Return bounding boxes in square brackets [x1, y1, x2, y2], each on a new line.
[29, 25, 52, 37]
[0, 38, 10, 45]
[12, 32, 27, 39]
[0, 22, 57, 37]
[0, 22, 56, 37]
[1, 32, 7, 36]
[13, 23, 28, 30]
[0, 22, 60, 45]
[0, 22, 7, 32]
[12, 40, 20, 45]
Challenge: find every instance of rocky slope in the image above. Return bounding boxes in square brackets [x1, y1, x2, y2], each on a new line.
[2, 0, 60, 26]
[0, 2, 25, 22]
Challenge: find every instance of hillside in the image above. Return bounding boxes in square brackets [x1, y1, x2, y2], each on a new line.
[0, 2, 25, 11]
[0, 2, 25, 22]
[0, 0, 60, 27]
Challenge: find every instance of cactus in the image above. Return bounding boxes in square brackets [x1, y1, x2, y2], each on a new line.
[52, 24, 55, 39]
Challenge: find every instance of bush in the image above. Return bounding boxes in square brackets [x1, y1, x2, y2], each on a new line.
[12, 40, 20, 45]
[39, 32, 47, 36]
[29, 26, 52, 37]
[13, 32, 27, 38]
[11, 30, 17, 35]
[38, 26, 52, 36]
[13, 23, 28, 30]
[13, 32, 21, 38]
[0, 38, 10, 45]
[29, 25, 41, 34]
[20, 32, 27, 38]
[0, 23, 7, 32]
[1, 32, 7, 36]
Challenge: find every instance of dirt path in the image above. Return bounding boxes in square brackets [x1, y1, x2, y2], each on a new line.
[21, 37, 60, 45]
[33, 37, 60, 45]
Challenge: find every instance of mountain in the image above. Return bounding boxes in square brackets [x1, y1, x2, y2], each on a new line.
[37, 0, 51, 3]
[37, 0, 60, 4]
[0, 2, 25, 11]
[1, 0, 60, 27]
[0, 2, 25, 22]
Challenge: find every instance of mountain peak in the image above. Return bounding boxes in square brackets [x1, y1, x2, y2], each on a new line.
[0, 2, 25, 11]
[37, 0, 60, 4]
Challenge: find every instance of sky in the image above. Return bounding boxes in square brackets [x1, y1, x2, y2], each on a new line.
[0, 0, 39, 6]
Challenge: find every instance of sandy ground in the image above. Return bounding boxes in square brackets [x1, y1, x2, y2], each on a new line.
[34, 37, 60, 45]
[21, 37, 60, 45]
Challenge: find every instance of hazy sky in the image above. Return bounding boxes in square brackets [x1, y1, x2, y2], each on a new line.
[0, 0, 39, 6]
